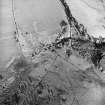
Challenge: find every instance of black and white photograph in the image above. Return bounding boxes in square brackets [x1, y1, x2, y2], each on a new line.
[1, 0, 105, 105]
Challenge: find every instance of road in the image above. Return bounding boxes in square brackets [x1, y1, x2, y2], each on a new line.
[0, 0, 19, 70]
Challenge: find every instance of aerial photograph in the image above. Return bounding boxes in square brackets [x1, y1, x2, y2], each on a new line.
[1, 0, 105, 105]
